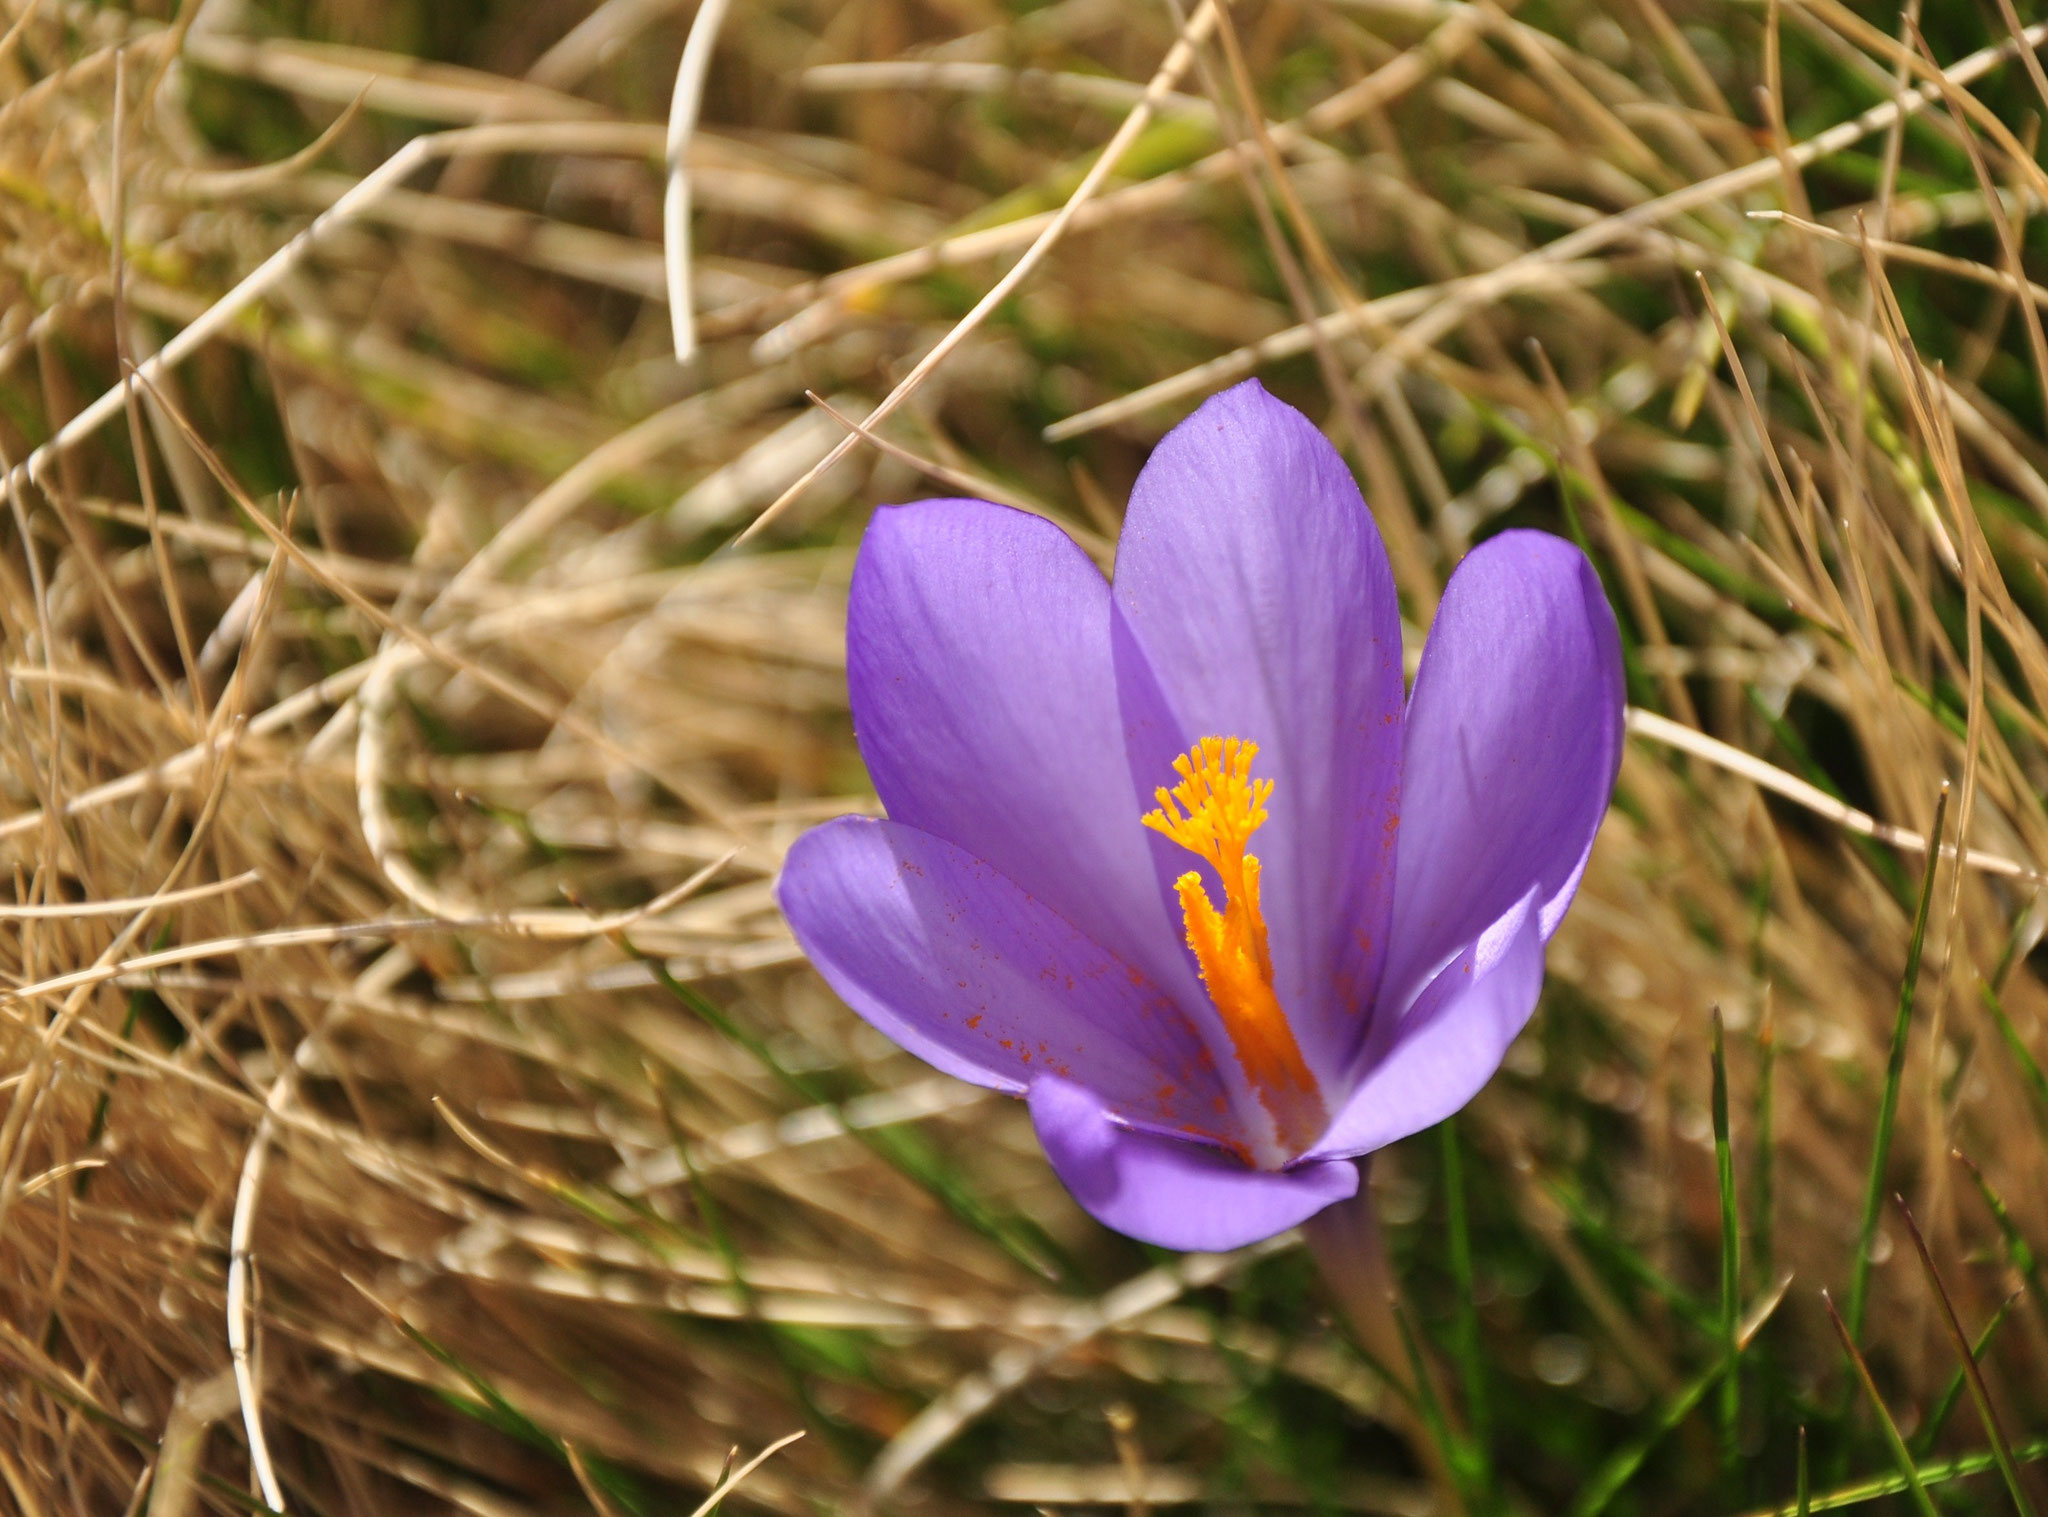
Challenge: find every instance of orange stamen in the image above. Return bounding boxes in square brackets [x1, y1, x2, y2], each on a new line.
[1142, 737, 1325, 1157]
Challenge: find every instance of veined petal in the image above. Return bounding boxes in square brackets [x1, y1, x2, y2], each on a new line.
[777, 818, 1239, 1141]
[1112, 381, 1405, 1086]
[1377, 530, 1622, 1022]
[849, 499, 1206, 1018]
[1029, 1076, 1359, 1251]
[1307, 897, 1545, 1160]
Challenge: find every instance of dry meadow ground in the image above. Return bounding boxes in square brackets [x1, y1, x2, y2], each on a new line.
[0, 0, 2045, 1512]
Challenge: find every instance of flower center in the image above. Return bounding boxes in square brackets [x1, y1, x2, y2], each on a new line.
[1142, 737, 1326, 1158]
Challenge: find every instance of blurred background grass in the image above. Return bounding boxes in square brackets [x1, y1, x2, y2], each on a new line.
[0, 0, 2046, 1511]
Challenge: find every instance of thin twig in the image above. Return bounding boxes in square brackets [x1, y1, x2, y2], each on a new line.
[685, 1431, 805, 1517]
[0, 871, 259, 919]
[1626, 708, 2039, 882]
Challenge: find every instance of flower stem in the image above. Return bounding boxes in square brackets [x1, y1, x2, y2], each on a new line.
[1303, 1169, 1478, 1515]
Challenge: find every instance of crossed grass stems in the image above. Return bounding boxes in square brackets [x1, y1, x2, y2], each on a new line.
[0, 0, 2045, 1511]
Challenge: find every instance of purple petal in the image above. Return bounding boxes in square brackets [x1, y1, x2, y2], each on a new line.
[1378, 529, 1622, 1018]
[1112, 381, 1405, 1084]
[777, 817, 1241, 1140]
[848, 499, 1205, 1018]
[1030, 1076, 1359, 1251]
[1308, 896, 1545, 1159]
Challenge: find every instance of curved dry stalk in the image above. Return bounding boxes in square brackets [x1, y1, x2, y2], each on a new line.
[348, 618, 758, 920]
[227, 1060, 291, 1514]
[354, 620, 740, 922]
[310, 373, 806, 904]
[662, 0, 733, 362]
[172, 85, 368, 198]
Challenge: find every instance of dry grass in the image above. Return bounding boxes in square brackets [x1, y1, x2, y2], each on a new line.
[0, 0, 2045, 1511]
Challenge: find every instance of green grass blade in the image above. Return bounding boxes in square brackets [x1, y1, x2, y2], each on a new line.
[1566, 1277, 1793, 1517]
[1913, 1292, 2018, 1458]
[1565, 1352, 1724, 1517]
[1822, 1289, 1939, 1517]
[77, 983, 149, 1193]
[1545, 1175, 1719, 1333]
[1954, 1149, 2048, 1323]
[1796, 1427, 1810, 1517]
[1980, 979, 2048, 1128]
[1386, 1290, 1485, 1510]
[1438, 1117, 1495, 1505]
[1745, 1437, 2048, 1516]
[1751, 872, 1779, 1288]
[1845, 783, 1949, 1342]
[79, 923, 175, 1197]
[366, 1284, 651, 1515]
[1988, 892, 2048, 995]
[1711, 1005, 1742, 1477]
[1895, 1199, 2039, 1517]
[649, 1066, 855, 1462]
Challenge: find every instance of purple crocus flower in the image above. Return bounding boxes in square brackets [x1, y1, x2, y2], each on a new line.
[777, 381, 1623, 1252]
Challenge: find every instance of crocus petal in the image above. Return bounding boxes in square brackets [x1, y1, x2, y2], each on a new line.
[778, 817, 1237, 1137]
[1112, 381, 1405, 1084]
[1030, 1076, 1360, 1251]
[1378, 529, 1622, 1019]
[848, 499, 1207, 1019]
[1307, 896, 1544, 1160]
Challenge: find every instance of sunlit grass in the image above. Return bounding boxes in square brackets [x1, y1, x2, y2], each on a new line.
[0, 0, 2042, 1511]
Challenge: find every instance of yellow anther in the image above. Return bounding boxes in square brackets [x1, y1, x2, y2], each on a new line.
[1143, 738, 1323, 1156]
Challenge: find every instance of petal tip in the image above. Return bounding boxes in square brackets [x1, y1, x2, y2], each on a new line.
[1180, 376, 1323, 448]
